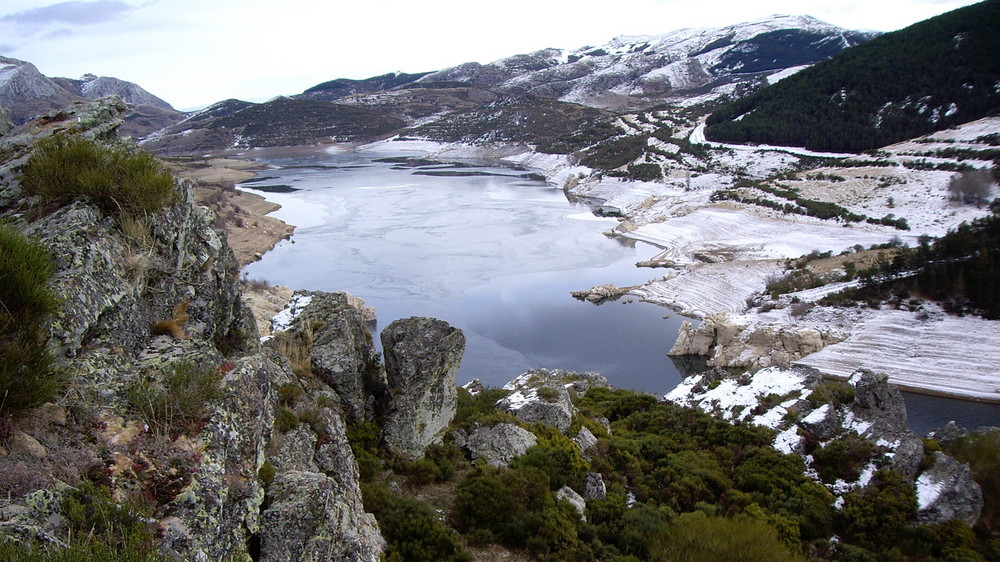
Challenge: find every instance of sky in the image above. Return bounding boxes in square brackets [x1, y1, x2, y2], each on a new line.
[0, 0, 985, 111]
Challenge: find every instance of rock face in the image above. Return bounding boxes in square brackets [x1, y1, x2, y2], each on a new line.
[380, 317, 465, 459]
[669, 312, 847, 369]
[667, 365, 983, 526]
[281, 291, 384, 423]
[455, 423, 538, 467]
[0, 99, 384, 561]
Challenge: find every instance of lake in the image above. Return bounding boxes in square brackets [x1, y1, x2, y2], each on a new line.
[239, 146, 999, 435]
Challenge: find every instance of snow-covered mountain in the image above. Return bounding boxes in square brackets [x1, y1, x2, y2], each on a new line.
[417, 15, 877, 110]
[0, 56, 182, 137]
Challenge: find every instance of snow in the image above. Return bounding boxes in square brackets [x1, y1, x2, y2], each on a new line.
[766, 65, 809, 84]
[633, 260, 783, 318]
[796, 306, 1000, 401]
[915, 472, 944, 510]
[689, 124, 857, 159]
[774, 426, 802, 454]
[666, 365, 808, 422]
[264, 294, 312, 341]
[802, 404, 831, 425]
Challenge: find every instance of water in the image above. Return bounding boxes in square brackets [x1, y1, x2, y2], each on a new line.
[240, 146, 998, 433]
[241, 147, 691, 394]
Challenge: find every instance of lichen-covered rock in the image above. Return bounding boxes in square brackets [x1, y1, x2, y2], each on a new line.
[556, 486, 587, 521]
[270, 426, 319, 472]
[497, 369, 579, 432]
[669, 312, 846, 369]
[284, 291, 382, 423]
[916, 452, 983, 526]
[584, 472, 607, 500]
[572, 426, 599, 460]
[259, 470, 383, 562]
[157, 354, 280, 561]
[457, 423, 537, 467]
[381, 317, 465, 459]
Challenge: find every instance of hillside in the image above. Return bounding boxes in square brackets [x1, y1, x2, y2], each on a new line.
[704, 0, 1000, 152]
[0, 56, 183, 138]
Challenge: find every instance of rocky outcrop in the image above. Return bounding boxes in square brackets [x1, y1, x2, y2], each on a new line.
[556, 486, 587, 521]
[0, 100, 384, 561]
[571, 283, 631, 304]
[260, 470, 383, 562]
[279, 291, 383, 423]
[669, 312, 847, 369]
[667, 365, 983, 527]
[497, 369, 611, 433]
[915, 453, 983, 526]
[0, 105, 12, 137]
[454, 423, 538, 467]
[380, 317, 465, 459]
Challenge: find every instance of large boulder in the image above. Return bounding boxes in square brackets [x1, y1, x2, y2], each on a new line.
[380, 317, 465, 459]
[456, 423, 538, 467]
[915, 452, 983, 526]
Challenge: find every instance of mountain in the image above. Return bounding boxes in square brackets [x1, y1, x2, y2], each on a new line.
[705, 0, 1000, 152]
[142, 15, 873, 154]
[0, 56, 183, 138]
[415, 14, 876, 111]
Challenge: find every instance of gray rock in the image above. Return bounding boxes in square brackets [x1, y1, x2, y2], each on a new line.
[556, 486, 587, 521]
[584, 472, 607, 500]
[259, 470, 383, 562]
[799, 403, 841, 441]
[460, 423, 537, 467]
[381, 317, 465, 459]
[927, 421, 967, 444]
[270, 426, 319, 473]
[462, 378, 485, 396]
[851, 370, 908, 428]
[497, 369, 576, 432]
[289, 291, 382, 423]
[573, 426, 599, 461]
[916, 452, 983, 526]
[0, 105, 12, 137]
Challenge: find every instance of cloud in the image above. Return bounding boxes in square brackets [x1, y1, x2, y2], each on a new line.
[0, 1, 133, 27]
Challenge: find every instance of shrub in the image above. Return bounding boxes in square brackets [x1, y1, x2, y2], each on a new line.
[807, 381, 855, 408]
[274, 406, 299, 433]
[20, 135, 177, 220]
[362, 482, 472, 562]
[0, 224, 61, 420]
[650, 511, 803, 562]
[125, 361, 222, 436]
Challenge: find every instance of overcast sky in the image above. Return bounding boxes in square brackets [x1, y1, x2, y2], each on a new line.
[0, 0, 984, 110]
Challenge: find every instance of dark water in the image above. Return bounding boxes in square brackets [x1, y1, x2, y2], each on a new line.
[239, 147, 998, 433]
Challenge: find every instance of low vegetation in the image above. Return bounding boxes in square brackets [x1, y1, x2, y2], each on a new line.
[124, 361, 222, 437]
[20, 135, 177, 220]
[0, 223, 61, 422]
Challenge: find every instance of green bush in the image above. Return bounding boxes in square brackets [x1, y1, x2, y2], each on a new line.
[650, 511, 804, 562]
[274, 406, 299, 433]
[0, 223, 61, 419]
[20, 135, 177, 220]
[125, 361, 222, 436]
[807, 381, 856, 409]
[362, 482, 472, 562]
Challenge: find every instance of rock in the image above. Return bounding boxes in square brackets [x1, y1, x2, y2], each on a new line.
[9, 431, 46, 459]
[381, 317, 465, 459]
[459, 423, 537, 467]
[259, 470, 383, 562]
[556, 486, 587, 521]
[584, 472, 607, 500]
[0, 105, 12, 137]
[462, 378, 485, 396]
[270, 426, 319, 473]
[497, 369, 576, 432]
[850, 370, 907, 429]
[572, 426, 599, 460]
[799, 403, 841, 441]
[288, 291, 383, 423]
[916, 452, 983, 526]
[927, 421, 967, 444]
[669, 312, 847, 370]
[571, 283, 629, 304]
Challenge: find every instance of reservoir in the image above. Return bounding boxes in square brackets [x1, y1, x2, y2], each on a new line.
[239, 146, 999, 435]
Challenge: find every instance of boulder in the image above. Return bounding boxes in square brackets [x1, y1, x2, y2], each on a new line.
[259, 470, 383, 562]
[572, 426, 599, 461]
[497, 369, 576, 432]
[381, 317, 465, 459]
[458, 423, 538, 467]
[916, 452, 983, 526]
[584, 472, 607, 500]
[556, 486, 587, 521]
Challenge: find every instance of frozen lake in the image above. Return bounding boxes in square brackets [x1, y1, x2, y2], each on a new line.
[239, 146, 998, 434]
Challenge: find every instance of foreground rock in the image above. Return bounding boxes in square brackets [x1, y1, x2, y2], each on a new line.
[381, 317, 465, 459]
[669, 312, 848, 369]
[454, 423, 538, 467]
